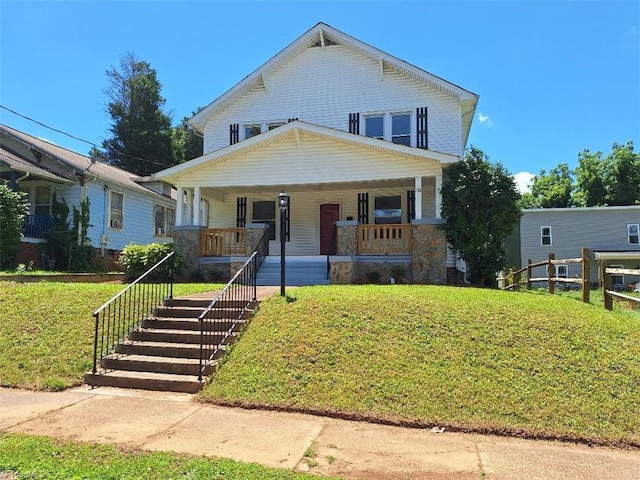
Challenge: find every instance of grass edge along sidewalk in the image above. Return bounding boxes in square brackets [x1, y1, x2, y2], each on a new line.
[0, 433, 340, 480]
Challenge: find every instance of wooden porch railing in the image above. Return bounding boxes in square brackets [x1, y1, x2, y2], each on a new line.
[200, 228, 246, 256]
[357, 224, 412, 255]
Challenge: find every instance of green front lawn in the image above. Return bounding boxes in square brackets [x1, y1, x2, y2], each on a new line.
[0, 433, 336, 480]
[2, 281, 639, 447]
[201, 285, 640, 447]
[0, 281, 223, 390]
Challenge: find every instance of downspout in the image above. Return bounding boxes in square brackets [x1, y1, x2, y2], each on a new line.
[102, 185, 109, 257]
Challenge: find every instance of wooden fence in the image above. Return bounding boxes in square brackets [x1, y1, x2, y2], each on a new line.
[603, 267, 640, 311]
[498, 248, 591, 303]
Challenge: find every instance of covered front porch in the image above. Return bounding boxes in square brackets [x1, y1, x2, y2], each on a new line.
[156, 121, 454, 284]
[172, 176, 448, 284]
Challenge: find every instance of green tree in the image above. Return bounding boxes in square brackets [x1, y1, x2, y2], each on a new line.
[573, 142, 640, 206]
[441, 146, 522, 286]
[521, 164, 573, 209]
[573, 149, 609, 207]
[172, 111, 204, 164]
[102, 52, 175, 176]
[606, 142, 640, 206]
[0, 181, 30, 268]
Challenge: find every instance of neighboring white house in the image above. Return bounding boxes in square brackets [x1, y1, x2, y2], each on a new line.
[519, 206, 640, 287]
[154, 22, 479, 283]
[0, 124, 176, 269]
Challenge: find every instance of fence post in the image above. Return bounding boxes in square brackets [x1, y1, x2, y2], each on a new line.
[527, 259, 532, 290]
[547, 253, 555, 294]
[603, 268, 613, 311]
[581, 247, 590, 304]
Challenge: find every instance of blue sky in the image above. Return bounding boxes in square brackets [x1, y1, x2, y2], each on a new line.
[1, 1, 638, 191]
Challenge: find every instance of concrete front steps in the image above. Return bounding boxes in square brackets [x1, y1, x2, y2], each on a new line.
[256, 256, 330, 286]
[84, 298, 256, 393]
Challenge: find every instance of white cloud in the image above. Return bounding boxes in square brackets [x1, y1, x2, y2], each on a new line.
[513, 171, 535, 194]
[478, 113, 493, 127]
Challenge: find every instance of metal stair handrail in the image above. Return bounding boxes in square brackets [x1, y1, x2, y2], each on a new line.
[91, 251, 175, 374]
[198, 250, 259, 380]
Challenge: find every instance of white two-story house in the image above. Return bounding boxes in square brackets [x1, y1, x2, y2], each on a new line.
[154, 22, 478, 284]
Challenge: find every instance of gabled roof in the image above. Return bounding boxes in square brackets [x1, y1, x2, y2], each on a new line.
[154, 120, 458, 185]
[0, 146, 73, 183]
[189, 22, 479, 140]
[0, 124, 169, 197]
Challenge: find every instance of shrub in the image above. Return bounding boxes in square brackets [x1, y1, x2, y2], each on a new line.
[118, 243, 184, 281]
[0, 180, 29, 268]
[365, 270, 382, 284]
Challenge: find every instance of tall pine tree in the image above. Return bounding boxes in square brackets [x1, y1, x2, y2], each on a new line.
[102, 52, 175, 176]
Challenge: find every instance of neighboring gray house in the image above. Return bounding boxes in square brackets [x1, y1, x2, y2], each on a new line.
[0, 124, 176, 269]
[520, 206, 640, 287]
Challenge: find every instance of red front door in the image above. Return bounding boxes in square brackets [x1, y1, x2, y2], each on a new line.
[320, 203, 340, 255]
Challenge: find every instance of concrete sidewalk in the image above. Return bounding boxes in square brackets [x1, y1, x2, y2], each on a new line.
[1, 387, 639, 479]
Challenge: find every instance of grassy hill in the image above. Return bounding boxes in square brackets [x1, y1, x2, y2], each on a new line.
[1, 281, 638, 447]
[201, 285, 640, 447]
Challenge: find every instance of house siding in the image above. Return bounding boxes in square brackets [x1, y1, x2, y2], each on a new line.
[520, 207, 640, 281]
[181, 132, 443, 187]
[203, 45, 461, 157]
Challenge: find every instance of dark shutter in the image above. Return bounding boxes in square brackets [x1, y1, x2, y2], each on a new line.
[230, 123, 239, 145]
[416, 107, 428, 149]
[357, 192, 369, 224]
[407, 190, 415, 221]
[285, 198, 291, 242]
[349, 113, 360, 134]
[236, 197, 246, 227]
[288, 118, 298, 122]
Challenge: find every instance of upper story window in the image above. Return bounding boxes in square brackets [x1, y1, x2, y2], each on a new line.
[629, 224, 639, 245]
[391, 113, 411, 146]
[541, 226, 552, 246]
[244, 125, 262, 139]
[34, 186, 52, 216]
[363, 111, 414, 146]
[364, 115, 384, 140]
[154, 204, 175, 237]
[109, 191, 124, 230]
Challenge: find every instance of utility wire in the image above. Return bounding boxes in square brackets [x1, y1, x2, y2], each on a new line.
[0, 104, 170, 169]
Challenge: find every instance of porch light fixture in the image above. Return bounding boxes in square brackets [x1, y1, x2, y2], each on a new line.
[279, 190, 289, 296]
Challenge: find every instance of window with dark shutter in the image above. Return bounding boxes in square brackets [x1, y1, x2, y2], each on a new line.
[416, 107, 428, 149]
[236, 197, 247, 227]
[349, 113, 360, 134]
[358, 192, 369, 224]
[407, 190, 415, 221]
[230, 124, 239, 145]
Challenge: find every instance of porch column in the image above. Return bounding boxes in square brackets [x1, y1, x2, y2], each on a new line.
[193, 186, 202, 225]
[176, 186, 184, 226]
[186, 188, 193, 225]
[414, 176, 423, 220]
[435, 175, 443, 219]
